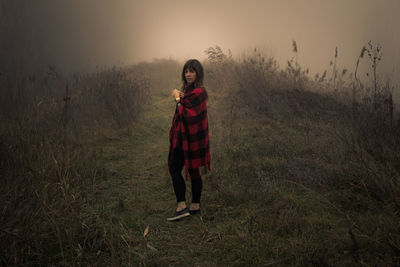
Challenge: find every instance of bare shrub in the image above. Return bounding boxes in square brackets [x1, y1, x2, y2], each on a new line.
[71, 67, 149, 130]
[350, 41, 399, 169]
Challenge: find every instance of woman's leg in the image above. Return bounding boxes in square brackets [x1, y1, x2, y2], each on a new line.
[189, 168, 202, 207]
[169, 149, 186, 204]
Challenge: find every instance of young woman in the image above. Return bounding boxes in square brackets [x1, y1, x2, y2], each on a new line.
[167, 59, 210, 221]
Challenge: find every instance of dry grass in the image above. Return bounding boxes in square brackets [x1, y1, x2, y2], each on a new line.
[0, 66, 149, 265]
[204, 44, 400, 265]
[1, 44, 399, 265]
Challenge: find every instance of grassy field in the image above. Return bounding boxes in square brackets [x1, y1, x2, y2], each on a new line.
[85, 88, 238, 266]
[84, 77, 398, 265]
[1, 48, 399, 266]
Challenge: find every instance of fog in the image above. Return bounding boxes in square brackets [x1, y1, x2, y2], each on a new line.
[1, 0, 399, 83]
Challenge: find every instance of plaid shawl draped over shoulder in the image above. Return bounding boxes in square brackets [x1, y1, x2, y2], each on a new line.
[168, 87, 210, 180]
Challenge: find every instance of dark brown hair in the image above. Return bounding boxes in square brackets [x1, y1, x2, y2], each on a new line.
[181, 59, 208, 99]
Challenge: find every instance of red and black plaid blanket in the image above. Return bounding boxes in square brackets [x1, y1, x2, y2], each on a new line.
[169, 87, 210, 180]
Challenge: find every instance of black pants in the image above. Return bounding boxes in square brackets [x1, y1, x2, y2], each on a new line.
[169, 149, 202, 203]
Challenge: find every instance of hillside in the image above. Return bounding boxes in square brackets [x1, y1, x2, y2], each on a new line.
[1, 54, 399, 266]
[86, 71, 398, 265]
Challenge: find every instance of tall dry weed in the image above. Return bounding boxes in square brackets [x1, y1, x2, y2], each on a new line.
[204, 42, 400, 264]
[0, 65, 148, 265]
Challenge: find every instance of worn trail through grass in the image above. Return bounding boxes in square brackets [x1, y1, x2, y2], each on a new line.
[93, 82, 363, 266]
[96, 90, 226, 265]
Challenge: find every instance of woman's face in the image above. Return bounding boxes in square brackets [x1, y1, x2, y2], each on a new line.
[185, 68, 196, 85]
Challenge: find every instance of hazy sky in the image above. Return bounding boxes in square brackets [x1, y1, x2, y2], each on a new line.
[2, 0, 399, 79]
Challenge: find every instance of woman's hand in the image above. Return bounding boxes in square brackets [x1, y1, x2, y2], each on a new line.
[172, 89, 181, 99]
